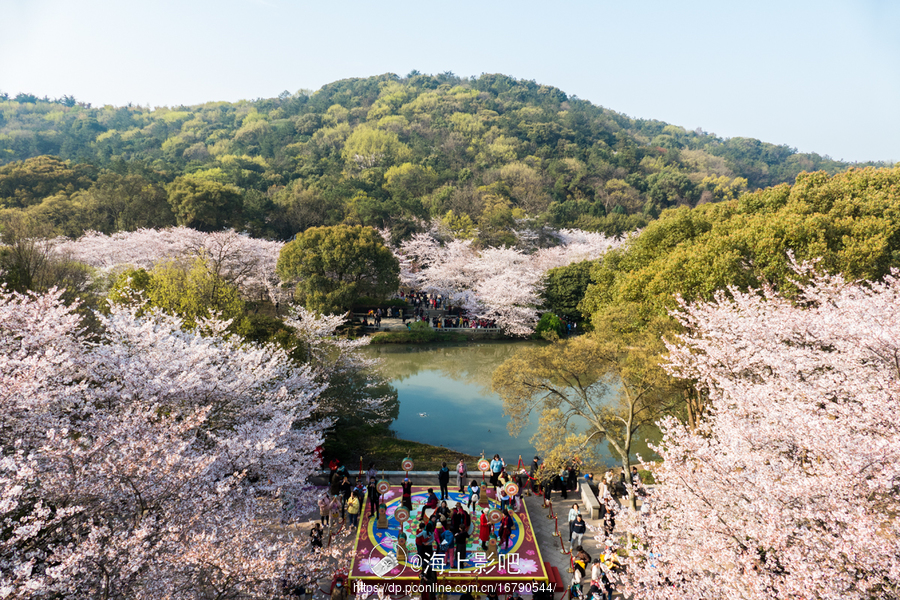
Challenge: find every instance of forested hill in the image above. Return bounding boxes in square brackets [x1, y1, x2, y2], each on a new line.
[0, 73, 886, 242]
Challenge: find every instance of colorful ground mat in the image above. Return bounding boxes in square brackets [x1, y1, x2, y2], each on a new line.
[349, 485, 549, 592]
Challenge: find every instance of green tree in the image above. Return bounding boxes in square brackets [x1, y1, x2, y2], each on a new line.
[0, 212, 98, 310]
[78, 173, 173, 232]
[108, 258, 245, 328]
[165, 176, 243, 231]
[276, 225, 399, 314]
[492, 324, 675, 511]
[341, 125, 411, 174]
[534, 312, 566, 339]
[0, 155, 95, 209]
[476, 195, 519, 247]
[542, 260, 593, 321]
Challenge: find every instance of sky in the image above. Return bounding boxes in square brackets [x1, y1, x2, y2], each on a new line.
[1, 0, 898, 163]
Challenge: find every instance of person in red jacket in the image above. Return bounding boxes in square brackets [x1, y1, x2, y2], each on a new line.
[499, 509, 514, 549]
[479, 510, 492, 550]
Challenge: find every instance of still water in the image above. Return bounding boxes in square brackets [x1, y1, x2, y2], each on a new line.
[363, 341, 659, 468]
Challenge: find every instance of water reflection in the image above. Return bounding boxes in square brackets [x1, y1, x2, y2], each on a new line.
[365, 341, 660, 467]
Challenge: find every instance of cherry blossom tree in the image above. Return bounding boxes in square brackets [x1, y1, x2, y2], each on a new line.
[284, 306, 396, 426]
[0, 286, 332, 599]
[393, 222, 626, 335]
[621, 268, 900, 600]
[53, 227, 284, 302]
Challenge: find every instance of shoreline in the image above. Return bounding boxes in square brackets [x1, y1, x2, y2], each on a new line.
[324, 431, 479, 472]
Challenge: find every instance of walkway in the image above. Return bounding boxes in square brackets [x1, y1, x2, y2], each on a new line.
[291, 473, 627, 598]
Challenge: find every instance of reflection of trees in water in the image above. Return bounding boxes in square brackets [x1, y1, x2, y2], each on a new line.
[363, 342, 542, 395]
[363, 341, 660, 467]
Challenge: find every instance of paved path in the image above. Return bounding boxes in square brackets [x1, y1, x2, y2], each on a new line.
[296, 474, 625, 597]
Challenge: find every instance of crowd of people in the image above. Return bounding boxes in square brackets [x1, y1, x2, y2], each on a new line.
[356, 290, 502, 330]
[398, 290, 447, 311]
[302, 455, 632, 600]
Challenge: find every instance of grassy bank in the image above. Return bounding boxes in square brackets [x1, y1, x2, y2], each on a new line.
[370, 329, 469, 344]
[369, 321, 507, 344]
[324, 425, 477, 471]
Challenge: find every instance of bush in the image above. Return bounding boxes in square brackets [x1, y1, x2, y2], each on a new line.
[534, 312, 566, 339]
[370, 321, 466, 344]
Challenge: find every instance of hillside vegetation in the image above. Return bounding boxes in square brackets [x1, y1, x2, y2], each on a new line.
[1, 73, 883, 243]
[578, 165, 900, 325]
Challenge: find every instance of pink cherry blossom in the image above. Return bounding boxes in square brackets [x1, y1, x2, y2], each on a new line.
[53, 227, 285, 303]
[393, 221, 627, 335]
[620, 266, 900, 600]
[0, 285, 348, 598]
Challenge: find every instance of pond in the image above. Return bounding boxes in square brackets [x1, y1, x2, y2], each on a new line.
[363, 341, 659, 468]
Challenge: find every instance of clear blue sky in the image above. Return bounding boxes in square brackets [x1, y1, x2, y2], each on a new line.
[1, 0, 898, 162]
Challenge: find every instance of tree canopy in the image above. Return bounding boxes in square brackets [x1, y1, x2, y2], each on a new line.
[1, 73, 883, 243]
[621, 270, 900, 600]
[579, 166, 900, 324]
[276, 224, 399, 314]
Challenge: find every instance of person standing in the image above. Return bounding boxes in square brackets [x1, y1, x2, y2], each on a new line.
[401, 477, 413, 511]
[498, 486, 510, 511]
[347, 494, 361, 529]
[340, 476, 352, 520]
[329, 495, 342, 526]
[460, 504, 472, 536]
[436, 500, 451, 526]
[318, 494, 330, 525]
[489, 454, 504, 487]
[366, 478, 379, 516]
[558, 468, 568, 500]
[571, 514, 587, 549]
[366, 462, 378, 483]
[478, 510, 492, 550]
[454, 524, 468, 566]
[467, 480, 479, 511]
[456, 459, 468, 493]
[450, 504, 463, 534]
[331, 578, 348, 600]
[499, 509, 514, 549]
[568, 503, 581, 543]
[530, 456, 540, 492]
[415, 523, 428, 560]
[438, 462, 450, 500]
[515, 468, 528, 508]
[310, 523, 323, 548]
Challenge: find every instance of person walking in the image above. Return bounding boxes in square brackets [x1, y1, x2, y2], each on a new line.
[568, 503, 581, 543]
[456, 459, 468, 493]
[438, 462, 450, 500]
[571, 514, 587, 549]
